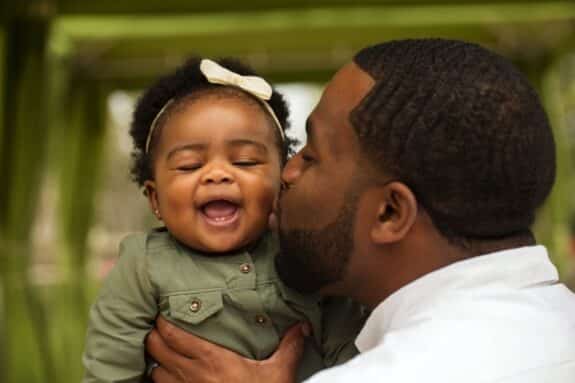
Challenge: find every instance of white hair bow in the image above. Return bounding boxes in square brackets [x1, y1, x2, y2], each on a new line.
[200, 59, 284, 141]
[200, 59, 273, 100]
[145, 59, 284, 154]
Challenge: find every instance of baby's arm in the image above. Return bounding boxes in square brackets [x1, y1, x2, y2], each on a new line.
[320, 297, 368, 367]
[83, 234, 157, 383]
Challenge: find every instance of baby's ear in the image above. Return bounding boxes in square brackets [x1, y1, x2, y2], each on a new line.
[143, 180, 161, 220]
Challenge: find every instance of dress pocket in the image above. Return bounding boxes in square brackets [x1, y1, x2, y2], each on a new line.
[168, 291, 224, 325]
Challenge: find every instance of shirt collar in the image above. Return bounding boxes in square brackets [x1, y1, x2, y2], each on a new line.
[355, 245, 559, 353]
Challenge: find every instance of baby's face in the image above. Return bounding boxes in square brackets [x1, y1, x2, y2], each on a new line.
[146, 96, 282, 252]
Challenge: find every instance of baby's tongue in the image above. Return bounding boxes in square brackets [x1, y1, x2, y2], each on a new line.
[202, 200, 238, 219]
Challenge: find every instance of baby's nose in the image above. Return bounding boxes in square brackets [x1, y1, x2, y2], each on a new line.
[201, 167, 234, 184]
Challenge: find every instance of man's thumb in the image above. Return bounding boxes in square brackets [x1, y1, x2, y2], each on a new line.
[270, 323, 308, 369]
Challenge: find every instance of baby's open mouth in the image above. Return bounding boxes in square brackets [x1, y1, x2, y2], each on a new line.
[200, 200, 240, 226]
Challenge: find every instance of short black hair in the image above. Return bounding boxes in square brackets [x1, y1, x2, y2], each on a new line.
[352, 39, 556, 242]
[129, 56, 295, 186]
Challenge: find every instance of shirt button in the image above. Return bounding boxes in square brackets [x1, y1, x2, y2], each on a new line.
[189, 299, 201, 313]
[255, 314, 267, 325]
[239, 263, 252, 274]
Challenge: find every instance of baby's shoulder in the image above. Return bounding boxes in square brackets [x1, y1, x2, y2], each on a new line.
[119, 229, 186, 263]
[118, 229, 208, 291]
[118, 228, 179, 259]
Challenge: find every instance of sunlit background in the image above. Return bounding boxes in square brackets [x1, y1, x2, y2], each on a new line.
[1, 1, 575, 382]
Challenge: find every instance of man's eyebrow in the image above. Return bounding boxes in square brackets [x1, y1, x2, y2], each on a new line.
[226, 139, 268, 153]
[166, 143, 207, 160]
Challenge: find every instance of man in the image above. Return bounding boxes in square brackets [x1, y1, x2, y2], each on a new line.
[145, 39, 575, 382]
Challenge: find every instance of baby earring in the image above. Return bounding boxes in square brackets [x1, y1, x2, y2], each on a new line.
[154, 209, 161, 220]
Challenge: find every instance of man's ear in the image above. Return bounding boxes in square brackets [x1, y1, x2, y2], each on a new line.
[370, 182, 418, 245]
[144, 180, 161, 220]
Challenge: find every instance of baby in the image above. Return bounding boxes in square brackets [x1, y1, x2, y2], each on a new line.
[82, 57, 365, 383]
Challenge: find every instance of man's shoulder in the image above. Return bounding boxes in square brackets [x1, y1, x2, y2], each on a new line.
[309, 283, 575, 383]
[306, 347, 575, 383]
[306, 310, 575, 383]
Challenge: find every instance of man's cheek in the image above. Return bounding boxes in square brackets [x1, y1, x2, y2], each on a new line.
[283, 198, 331, 230]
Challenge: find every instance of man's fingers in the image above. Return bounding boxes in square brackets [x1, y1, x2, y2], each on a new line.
[150, 366, 179, 383]
[148, 317, 305, 383]
[146, 327, 196, 374]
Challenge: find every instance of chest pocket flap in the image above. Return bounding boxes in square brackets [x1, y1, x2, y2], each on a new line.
[168, 291, 224, 325]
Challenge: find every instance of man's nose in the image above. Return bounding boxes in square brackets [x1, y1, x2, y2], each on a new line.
[201, 166, 234, 184]
[281, 155, 301, 185]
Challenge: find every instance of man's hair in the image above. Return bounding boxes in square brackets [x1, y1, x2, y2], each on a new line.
[351, 39, 556, 242]
[129, 56, 295, 186]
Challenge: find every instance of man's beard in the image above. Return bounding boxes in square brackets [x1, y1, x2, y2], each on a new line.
[275, 188, 359, 294]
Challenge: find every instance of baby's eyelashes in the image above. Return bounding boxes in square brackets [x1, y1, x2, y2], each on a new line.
[173, 160, 263, 172]
[233, 160, 260, 167]
[175, 163, 203, 172]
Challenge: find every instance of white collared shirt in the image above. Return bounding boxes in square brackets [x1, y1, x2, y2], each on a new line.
[307, 246, 575, 383]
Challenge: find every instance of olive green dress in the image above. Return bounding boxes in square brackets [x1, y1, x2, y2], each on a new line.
[82, 229, 366, 382]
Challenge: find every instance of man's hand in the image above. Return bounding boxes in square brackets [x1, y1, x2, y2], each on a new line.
[146, 316, 307, 383]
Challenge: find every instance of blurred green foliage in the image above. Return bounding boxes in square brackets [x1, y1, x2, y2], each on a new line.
[0, 1, 574, 383]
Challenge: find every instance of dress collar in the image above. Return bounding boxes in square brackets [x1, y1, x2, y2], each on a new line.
[355, 245, 558, 353]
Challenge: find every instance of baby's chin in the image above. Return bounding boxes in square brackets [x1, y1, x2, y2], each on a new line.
[166, 214, 271, 254]
[175, 232, 260, 255]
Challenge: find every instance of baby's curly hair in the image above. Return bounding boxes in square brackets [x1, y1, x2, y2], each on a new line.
[129, 56, 295, 186]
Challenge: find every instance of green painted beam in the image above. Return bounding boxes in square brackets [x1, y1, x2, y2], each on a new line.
[48, 2, 575, 83]
[61, 24, 502, 83]
[55, 0, 575, 16]
[52, 2, 575, 42]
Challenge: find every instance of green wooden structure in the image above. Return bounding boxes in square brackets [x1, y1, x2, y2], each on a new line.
[0, 1, 574, 382]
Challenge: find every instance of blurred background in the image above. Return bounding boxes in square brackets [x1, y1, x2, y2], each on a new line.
[0, 0, 574, 382]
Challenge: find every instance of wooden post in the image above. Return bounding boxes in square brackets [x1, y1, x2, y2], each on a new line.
[0, 22, 6, 383]
[520, 53, 575, 276]
[539, 54, 575, 276]
[0, 14, 55, 383]
[47, 72, 108, 381]
[58, 74, 107, 317]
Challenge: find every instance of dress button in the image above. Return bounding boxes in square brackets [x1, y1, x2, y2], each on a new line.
[189, 299, 201, 313]
[255, 314, 267, 325]
[239, 263, 251, 274]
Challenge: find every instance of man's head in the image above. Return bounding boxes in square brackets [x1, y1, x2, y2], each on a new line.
[351, 39, 555, 241]
[276, 39, 556, 304]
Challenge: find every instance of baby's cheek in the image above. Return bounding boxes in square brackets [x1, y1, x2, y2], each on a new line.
[242, 172, 280, 218]
[259, 180, 281, 211]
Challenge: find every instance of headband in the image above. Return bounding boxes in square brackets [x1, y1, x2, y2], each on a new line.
[144, 59, 284, 153]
